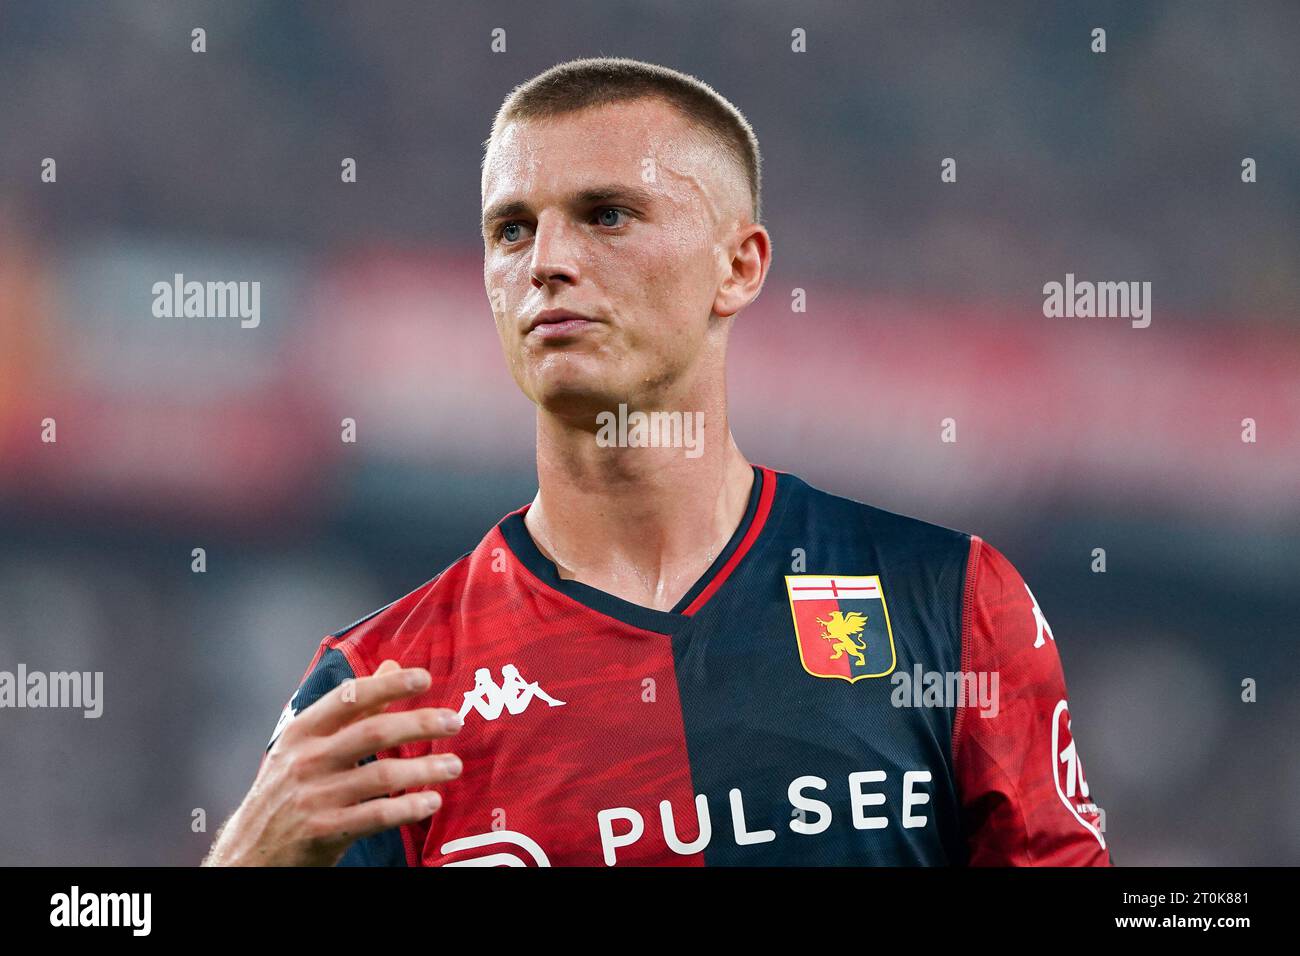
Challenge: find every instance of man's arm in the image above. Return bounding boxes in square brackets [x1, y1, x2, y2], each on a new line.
[953, 537, 1111, 866]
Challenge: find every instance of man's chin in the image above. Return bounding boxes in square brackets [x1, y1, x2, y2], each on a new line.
[531, 384, 624, 431]
[522, 366, 632, 430]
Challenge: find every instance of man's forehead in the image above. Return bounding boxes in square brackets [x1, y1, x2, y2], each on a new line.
[490, 98, 696, 167]
[481, 99, 727, 210]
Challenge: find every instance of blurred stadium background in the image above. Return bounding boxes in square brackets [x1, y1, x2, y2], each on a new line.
[1, 1, 1297, 864]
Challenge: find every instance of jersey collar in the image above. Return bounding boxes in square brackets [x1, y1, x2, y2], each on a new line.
[498, 465, 778, 633]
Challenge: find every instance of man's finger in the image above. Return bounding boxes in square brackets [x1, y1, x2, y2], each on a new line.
[324, 790, 444, 845]
[295, 663, 432, 737]
[325, 752, 462, 805]
[327, 707, 463, 767]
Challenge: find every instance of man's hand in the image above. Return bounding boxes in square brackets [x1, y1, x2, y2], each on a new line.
[202, 659, 462, 866]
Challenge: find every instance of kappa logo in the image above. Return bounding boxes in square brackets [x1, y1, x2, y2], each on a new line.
[456, 664, 566, 723]
[785, 575, 898, 682]
[1026, 582, 1055, 648]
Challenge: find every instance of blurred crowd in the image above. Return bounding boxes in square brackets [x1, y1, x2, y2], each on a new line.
[0, 1, 1297, 864]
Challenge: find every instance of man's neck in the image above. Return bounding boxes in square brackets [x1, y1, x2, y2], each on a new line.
[525, 409, 755, 612]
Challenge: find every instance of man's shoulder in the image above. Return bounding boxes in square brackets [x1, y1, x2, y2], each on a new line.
[320, 511, 523, 673]
[771, 467, 974, 561]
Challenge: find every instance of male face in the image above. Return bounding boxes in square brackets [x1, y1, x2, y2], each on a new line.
[481, 96, 752, 424]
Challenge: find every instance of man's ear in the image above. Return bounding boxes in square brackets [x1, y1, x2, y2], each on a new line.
[712, 224, 771, 319]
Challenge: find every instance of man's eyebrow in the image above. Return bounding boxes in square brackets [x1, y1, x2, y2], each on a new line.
[570, 184, 657, 208]
[481, 199, 528, 233]
[481, 184, 657, 233]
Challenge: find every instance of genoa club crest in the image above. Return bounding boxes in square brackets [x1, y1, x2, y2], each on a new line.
[784, 575, 897, 682]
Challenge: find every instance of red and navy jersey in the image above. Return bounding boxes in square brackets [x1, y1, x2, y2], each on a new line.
[266, 465, 1111, 866]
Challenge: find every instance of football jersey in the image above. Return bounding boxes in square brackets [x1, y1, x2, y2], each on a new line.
[264, 465, 1112, 866]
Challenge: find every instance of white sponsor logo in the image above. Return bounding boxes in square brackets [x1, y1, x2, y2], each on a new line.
[1051, 699, 1106, 849]
[597, 771, 933, 866]
[456, 664, 565, 723]
[434, 771, 936, 867]
[439, 830, 551, 867]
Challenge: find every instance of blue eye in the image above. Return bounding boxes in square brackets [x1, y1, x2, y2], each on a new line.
[496, 208, 627, 243]
[596, 207, 627, 227]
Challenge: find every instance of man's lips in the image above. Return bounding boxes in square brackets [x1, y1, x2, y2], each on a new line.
[525, 309, 601, 339]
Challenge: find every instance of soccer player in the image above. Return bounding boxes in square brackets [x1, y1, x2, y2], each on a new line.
[203, 57, 1111, 867]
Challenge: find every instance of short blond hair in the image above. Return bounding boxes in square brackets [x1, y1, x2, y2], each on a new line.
[484, 56, 762, 223]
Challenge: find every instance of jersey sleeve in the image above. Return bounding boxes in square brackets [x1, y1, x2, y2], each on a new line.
[952, 536, 1111, 866]
[259, 637, 414, 867]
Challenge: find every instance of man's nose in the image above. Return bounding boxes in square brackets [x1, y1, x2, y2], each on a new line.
[529, 211, 580, 289]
